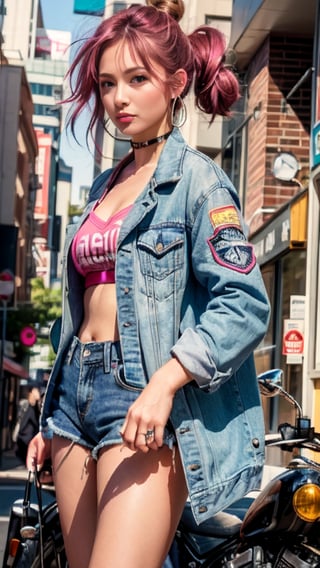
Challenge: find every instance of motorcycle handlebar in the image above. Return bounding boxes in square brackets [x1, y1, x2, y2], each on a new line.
[259, 370, 320, 452]
[265, 429, 320, 451]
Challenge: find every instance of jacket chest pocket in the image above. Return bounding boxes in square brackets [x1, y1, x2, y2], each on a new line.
[137, 225, 185, 300]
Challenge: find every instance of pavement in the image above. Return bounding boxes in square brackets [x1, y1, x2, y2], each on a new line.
[0, 449, 29, 479]
[0, 449, 29, 566]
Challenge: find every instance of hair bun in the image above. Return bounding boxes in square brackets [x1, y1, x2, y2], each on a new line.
[146, 0, 184, 22]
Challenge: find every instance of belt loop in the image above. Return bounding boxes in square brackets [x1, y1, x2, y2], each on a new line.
[66, 337, 78, 366]
[103, 342, 111, 374]
[115, 341, 122, 363]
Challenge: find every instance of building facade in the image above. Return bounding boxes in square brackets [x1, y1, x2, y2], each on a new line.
[0, 2, 39, 451]
[26, 30, 70, 285]
[0, 0, 71, 451]
[1, 0, 71, 289]
[227, 0, 320, 464]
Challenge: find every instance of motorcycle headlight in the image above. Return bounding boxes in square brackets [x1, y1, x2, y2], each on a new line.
[293, 484, 320, 522]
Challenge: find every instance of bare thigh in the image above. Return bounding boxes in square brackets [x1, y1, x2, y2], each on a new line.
[51, 436, 98, 568]
[90, 444, 188, 568]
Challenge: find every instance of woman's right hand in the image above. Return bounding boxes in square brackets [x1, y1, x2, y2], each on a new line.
[26, 431, 52, 473]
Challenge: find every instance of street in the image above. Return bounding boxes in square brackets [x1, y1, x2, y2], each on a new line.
[0, 519, 9, 566]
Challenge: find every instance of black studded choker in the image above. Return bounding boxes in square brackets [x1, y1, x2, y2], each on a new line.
[130, 130, 172, 149]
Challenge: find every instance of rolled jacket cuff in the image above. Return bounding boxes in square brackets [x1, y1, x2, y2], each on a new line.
[171, 327, 232, 392]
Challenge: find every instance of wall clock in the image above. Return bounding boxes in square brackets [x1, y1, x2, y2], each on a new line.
[272, 152, 299, 182]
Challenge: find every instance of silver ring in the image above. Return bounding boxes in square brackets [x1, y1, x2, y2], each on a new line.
[145, 429, 155, 442]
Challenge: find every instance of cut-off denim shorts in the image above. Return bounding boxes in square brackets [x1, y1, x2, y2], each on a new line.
[47, 336, 175, 459]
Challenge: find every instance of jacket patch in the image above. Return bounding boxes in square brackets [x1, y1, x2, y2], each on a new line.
[209, 206, 241, 229]
[207, 227, 256, 273]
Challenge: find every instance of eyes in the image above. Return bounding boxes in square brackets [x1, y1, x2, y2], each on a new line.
[132, 74, 148, 84]
[99, 74, 149, 91]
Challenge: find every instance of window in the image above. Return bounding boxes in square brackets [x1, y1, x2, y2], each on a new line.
[30, 84, 53, 96]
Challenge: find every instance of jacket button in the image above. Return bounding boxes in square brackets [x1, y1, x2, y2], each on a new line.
[123, 322, 131, 327]
[124, 287, 130, 294]
[252, 438, 260, 448]
[179, 427, 190, 435]
[198, 506, 208, 514]
[156, 242, 164, 252]
[188, 463, 200, 471]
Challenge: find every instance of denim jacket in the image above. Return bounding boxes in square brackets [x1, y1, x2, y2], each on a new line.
[42, 128, 270, 524]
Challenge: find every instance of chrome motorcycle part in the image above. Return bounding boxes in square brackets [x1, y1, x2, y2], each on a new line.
[274, 545, 320, 567]
[20, 525, 37, 539]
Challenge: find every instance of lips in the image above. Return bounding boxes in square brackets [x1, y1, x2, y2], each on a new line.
[116, 113, 134, 123]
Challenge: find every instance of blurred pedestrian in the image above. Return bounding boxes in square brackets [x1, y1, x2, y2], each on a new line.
[15, 385, 41, 464]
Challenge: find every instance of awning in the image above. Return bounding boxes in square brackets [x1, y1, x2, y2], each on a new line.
[3, 356, 29, 378]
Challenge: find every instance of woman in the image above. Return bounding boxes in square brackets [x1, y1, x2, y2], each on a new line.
[27, 1, 270, 567]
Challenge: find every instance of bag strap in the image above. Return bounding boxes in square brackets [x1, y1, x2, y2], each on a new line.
[34, 470, 45, 568]
[22, 470, 33, 518]
[23, 470, 45, 568]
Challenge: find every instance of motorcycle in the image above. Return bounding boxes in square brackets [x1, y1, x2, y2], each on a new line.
[3, 369, 320, 567]
[173, 368, 320, 567]
[2, 469, 66, 568]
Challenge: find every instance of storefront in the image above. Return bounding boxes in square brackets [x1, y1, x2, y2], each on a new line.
[1, 356, 29, 453]
[308, 0, 320, 445]
[252, 190, 308, 464]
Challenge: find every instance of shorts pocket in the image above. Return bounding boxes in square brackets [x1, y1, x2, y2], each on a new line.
[114, 364, 143, 392]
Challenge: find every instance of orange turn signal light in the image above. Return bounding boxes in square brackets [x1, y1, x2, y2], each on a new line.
[9, 537, 20, 557]
[293, 484, 320, 522]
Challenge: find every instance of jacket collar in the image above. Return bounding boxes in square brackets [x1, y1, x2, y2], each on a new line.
[150, 127, 186, 188]
[90, 127, 187, 206]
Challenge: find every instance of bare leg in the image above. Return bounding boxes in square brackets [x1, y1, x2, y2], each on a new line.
[51, 436, 97, 568]
[89, 444, 188, 568]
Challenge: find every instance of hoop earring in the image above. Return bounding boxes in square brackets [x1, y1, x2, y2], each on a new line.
[171, 96, 187, 128]
[102, 118, 131, 142]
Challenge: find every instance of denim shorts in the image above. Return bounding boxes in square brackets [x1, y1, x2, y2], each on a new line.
[48, 336, 175, 459]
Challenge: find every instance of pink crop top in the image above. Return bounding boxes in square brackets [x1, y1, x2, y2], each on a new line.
[71, 205, 132, 288]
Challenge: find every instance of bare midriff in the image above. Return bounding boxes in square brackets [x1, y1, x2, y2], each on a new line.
[76, 149, 165, 344]
[78, 283, 119, 342]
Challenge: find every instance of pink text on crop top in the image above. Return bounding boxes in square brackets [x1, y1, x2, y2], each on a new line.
[72, 204, 132, 288]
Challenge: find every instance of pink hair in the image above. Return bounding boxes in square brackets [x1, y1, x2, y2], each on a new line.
[189, 26, 240, 123]
[65, 4, 239, 143]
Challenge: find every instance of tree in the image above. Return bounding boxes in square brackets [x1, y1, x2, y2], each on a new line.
[6, 278, 61, 365]
[30, 278, 62, 325]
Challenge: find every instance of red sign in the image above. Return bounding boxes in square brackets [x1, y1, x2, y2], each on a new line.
[0, 270, 15, 301]
[282, 329, 304, 355]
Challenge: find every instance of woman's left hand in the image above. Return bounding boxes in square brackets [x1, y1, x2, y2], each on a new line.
[120, 357, 192, 452]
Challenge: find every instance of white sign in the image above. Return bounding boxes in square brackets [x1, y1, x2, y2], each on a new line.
[290, 295, 305, 320]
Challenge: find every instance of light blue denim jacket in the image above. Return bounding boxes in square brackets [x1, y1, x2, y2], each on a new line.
[42, 128, 270, 524]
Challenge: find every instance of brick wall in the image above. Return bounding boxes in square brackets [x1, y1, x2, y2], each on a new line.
[245, 34, 313, 234]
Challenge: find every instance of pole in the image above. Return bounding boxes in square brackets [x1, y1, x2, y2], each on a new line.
[0, 298, 8, 467]
[0, 270, 15, 467]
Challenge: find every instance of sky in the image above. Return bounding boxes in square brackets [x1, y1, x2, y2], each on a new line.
[41, 0, 79, 32]
[40, 0, 101, 203]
